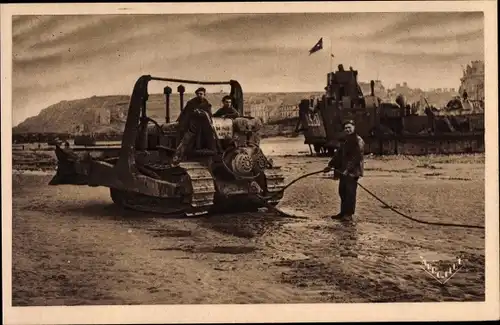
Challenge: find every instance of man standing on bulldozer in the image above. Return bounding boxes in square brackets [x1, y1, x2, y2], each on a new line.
[172, 87, 216, 166]
[323, 120, 365, 222]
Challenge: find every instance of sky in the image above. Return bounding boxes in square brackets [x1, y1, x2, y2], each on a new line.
[11, 12, 484, 126]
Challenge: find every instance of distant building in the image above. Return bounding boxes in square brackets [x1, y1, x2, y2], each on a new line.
[277, 104, 299, 120]
[459, 60, 485, 101]
[246, 103, 269, 123]
[391, 82, 414, 101]
[359, 80, 386, 97]
[74, 123, 91, 134]
[264, 97, 300, 123]
[99, 109, 111, 125]
[74, 124, 85, 134]
[92, 107, 111, 125]
[111, 110, 126, 122]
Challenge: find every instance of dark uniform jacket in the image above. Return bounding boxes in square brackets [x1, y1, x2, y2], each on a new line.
[176, 97, 212, 134]
[328, 133, 365, 177]
[212, 106, 240, 119]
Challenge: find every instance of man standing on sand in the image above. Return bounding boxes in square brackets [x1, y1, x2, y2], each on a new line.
[323, 120, 365, 222]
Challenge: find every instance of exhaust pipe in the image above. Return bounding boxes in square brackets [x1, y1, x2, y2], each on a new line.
[177, 85, 185, 111]
[164, 86, 172, 123]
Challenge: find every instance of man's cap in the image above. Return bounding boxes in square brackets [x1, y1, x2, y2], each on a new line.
[195, 87, 206, 94]
[342, 119, 355, 126]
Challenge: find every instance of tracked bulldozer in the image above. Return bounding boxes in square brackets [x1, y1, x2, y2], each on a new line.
[49, 75, 285, 216]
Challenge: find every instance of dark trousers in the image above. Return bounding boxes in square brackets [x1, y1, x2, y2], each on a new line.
[338, 175, 359, 215]
[176, 118, 216, 156]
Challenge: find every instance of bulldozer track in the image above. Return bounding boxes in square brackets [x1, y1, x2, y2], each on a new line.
[179, 162, 216, 217]
[263, 166, 286, 206]
[110, 188, 186, 216]
[111, 163, 286, 216]
[109, 162, 216, 217]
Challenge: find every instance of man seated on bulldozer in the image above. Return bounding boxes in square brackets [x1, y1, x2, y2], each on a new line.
[172, 87, 216, 166]
[212, 95, 240, 119]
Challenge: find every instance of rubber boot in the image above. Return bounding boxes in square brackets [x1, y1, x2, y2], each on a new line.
[330, 213, 344, 220]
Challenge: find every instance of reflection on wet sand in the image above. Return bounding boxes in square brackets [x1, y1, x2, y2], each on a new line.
[336, 220, 359, 258]
[196, 211, 291, 239]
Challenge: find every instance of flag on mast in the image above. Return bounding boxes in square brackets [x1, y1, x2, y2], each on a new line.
[309, 38, 323, 55]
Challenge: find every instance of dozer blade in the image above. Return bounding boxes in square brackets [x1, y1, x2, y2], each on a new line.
[48, 146, 91, 185]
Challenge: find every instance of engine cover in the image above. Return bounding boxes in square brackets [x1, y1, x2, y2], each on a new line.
[212, 117, 234, 139]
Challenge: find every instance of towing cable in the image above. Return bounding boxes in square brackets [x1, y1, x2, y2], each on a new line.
[254, 168, 485, 230]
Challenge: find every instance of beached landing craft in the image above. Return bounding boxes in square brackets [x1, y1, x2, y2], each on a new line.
[49, 76, 285, 216]
[295, 64, 484, 156]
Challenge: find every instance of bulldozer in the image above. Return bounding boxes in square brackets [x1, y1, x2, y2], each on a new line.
[49, 75, 285, 217]
[296, 64, 484, 156]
